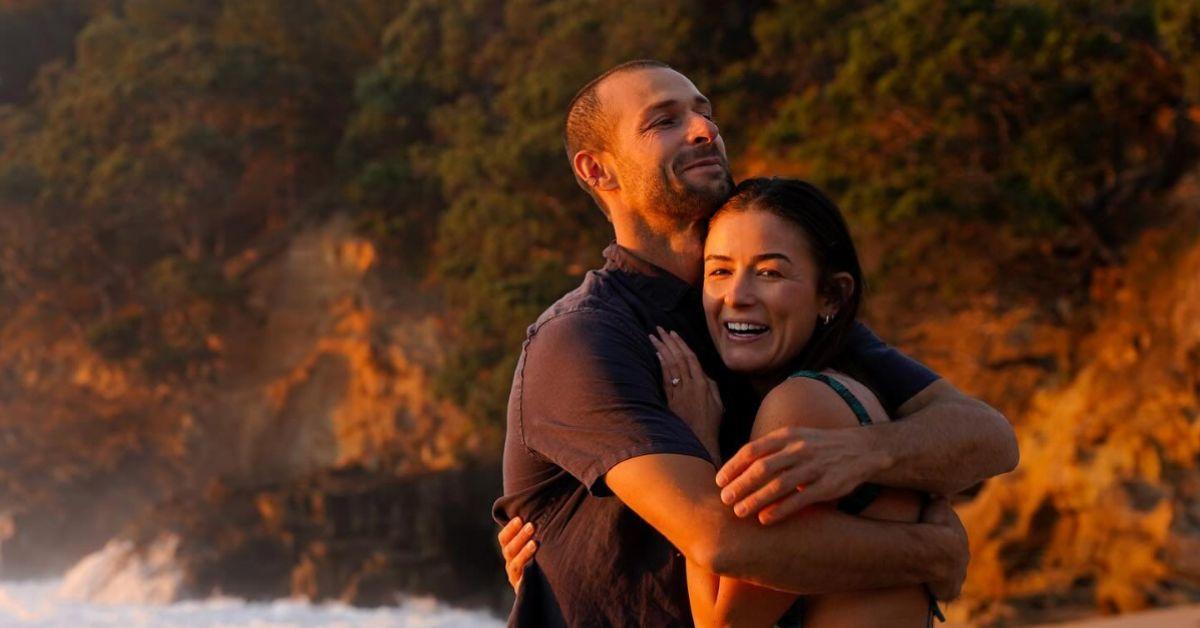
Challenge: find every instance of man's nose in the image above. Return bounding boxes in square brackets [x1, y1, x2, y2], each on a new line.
[687, 112, 718, 145]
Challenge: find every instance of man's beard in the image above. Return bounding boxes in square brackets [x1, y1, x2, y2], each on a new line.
[626, 148, 734, 221]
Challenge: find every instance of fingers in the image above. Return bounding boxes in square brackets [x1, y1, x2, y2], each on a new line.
[720, 447, 797, 510]
[499, 518, 538, 593]
[757, 477, 836, 524]
[664, 330, 705, 384]
[654, 327, 686, 375]
[507, 537, 538, 592]
[498, 517, 524, 550]
[758, 491, 805, 525]
[716, 428, 791, 489]
[730, 464, 820, 518]
[649, 331, 683, 391]
[501, 519, 535, 561]
[707, 377, 724, 413]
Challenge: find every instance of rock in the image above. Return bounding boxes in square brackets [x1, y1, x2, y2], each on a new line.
[108, 464, 509, 611]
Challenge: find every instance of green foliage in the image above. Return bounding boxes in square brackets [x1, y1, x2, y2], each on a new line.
[2, 0, 1197, 428]
[0, 0, 397, 380]
[752, 0, 1194, 251]
[341, 0, 768, 423]
[0, 0, 96, 104]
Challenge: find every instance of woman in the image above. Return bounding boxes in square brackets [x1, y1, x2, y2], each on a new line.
[650, 177, 939, 627]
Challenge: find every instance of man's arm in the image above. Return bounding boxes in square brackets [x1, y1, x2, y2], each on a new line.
[715, 378, 1018, 522]
[606, 452, 968, 596]
[847, 321, 1018, 493]
[871, 378, 1019, 493]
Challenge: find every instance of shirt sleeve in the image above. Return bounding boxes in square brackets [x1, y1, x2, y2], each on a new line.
[844, 322, 941, 412]
[516, 310, 714, 496]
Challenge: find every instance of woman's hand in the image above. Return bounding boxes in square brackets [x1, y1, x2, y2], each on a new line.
[921, 497, 968, 602]
[650, 327, 723, 462]
[497, 517, 537, 593]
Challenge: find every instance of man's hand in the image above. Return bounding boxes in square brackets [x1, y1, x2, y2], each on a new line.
[921, 497, 968, 601]
[497, 517, 537, 593]
[715, 426, 889, 524]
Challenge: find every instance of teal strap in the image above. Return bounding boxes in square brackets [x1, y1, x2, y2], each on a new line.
[788, 370, 873, 426]
[788, 370, 880, 515]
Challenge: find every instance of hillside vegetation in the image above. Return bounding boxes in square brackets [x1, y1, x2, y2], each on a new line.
[1, 1, 1199, 623]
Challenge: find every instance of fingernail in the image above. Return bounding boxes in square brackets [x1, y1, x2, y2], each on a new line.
[715, 473, 727, 487]
[655, 352, 663, 361]
[525, 540, 536, 550]
[720, 488, 733, 504]
[734, 503, 747, 517]
[522, 522, 533, 533]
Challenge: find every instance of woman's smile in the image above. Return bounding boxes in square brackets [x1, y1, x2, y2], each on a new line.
[720, 320, 771, 342]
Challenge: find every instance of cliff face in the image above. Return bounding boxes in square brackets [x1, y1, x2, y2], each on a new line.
[818, 167, 1200, 624]
[3, 191, 1199, 622]
[950, 228, 1200, 624]
[0, 299, 188, 575]
[0, 215, 484, 577]
[199, 216, 481, 483]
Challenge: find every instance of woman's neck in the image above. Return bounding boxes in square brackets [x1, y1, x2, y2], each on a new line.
[749, 371, 789, 398]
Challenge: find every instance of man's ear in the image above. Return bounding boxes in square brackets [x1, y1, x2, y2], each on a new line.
[573, 150, 619, 191]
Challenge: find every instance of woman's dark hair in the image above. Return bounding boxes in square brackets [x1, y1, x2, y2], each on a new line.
[711, 177, 865, 373]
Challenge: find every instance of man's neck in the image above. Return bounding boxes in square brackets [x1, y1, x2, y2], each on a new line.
[612, 211, 706, 285]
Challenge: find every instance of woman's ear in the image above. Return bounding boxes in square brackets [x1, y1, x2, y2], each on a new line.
[823, 272, 855, 317]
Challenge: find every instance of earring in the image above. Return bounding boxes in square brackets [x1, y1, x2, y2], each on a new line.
[822, 313, 832, 325]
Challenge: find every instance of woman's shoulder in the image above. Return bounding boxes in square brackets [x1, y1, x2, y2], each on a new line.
[757, 370, 890, 431]
[821, 369, 890, 424]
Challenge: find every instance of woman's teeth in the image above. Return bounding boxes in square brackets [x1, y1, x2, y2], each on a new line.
[725, 322, 768, 336]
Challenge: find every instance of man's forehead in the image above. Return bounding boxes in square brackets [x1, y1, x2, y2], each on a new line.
[598, 67, 706, 118]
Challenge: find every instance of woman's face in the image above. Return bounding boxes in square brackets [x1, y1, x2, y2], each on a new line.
[703, 208, 827, 376]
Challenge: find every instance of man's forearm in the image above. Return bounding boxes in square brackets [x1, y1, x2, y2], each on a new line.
[708, 504, 956, 594]
[607, 454, 963, 597]
[869, 380, 1019, 495]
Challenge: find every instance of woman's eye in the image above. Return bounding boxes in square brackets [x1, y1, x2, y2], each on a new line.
[707, 267, 731, 277]
[653, 118, 675, 128]
[757, 268, 782, 278]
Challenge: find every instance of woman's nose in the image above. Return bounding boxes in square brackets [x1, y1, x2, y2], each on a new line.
[727, 273, 755, 306]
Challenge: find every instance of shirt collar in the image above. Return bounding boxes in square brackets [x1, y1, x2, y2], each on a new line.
[602, 242, 694, 311]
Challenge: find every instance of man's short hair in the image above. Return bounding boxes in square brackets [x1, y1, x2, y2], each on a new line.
[564, 59, 672, 214]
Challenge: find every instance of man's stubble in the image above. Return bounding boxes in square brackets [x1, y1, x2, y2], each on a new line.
[619, 150, 734, 225]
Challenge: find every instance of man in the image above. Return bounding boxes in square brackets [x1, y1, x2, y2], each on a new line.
[492, 60, 1018, 626]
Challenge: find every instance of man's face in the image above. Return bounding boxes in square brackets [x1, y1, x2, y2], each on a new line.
[598, 68, 734, 221]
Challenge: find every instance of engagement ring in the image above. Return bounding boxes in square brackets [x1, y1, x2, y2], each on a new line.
[670, 377, 681, 386]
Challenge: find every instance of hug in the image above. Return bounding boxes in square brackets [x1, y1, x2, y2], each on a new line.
[493, 59, 1019, 628]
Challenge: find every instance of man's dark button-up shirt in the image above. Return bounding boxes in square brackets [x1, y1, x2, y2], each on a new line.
[492, 244, 938, 627]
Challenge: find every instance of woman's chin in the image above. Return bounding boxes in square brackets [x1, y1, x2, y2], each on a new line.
[719, 351, 779, 376]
